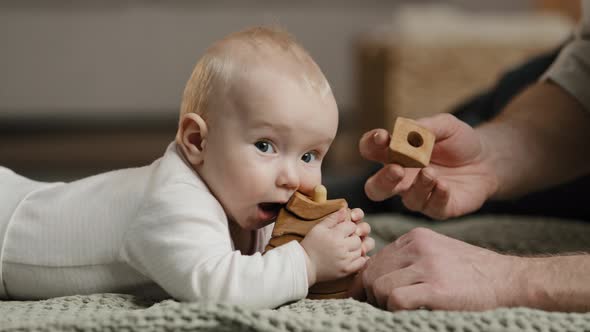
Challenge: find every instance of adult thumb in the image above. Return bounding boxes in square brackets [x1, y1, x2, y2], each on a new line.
[415, 113, 462, 142]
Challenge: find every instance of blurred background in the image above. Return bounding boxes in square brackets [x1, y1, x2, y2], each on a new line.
[0, 0, 581, 215]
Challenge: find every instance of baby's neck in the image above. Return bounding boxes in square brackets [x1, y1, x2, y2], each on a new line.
[228, 220, 256, 255]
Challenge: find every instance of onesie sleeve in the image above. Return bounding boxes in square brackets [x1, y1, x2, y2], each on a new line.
[542, 2, 590, 112]
[120, 182, 308, 309]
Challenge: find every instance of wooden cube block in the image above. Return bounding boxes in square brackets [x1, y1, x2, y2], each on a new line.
[388, 117, 435, 168]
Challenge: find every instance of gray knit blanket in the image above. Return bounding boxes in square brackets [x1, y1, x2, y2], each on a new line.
[2, 213, 590, 332]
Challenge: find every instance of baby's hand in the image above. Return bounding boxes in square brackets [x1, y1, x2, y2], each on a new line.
[301, 208, 368, 286]
[350, 208, 375, 256]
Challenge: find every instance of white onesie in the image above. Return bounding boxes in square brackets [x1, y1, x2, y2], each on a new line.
[0, 142, 308, 309]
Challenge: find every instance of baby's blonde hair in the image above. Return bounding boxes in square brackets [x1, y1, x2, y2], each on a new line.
[179, 26, 332, 121]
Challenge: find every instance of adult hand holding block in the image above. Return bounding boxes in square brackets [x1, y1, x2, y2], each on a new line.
[360, 113, 497, 220]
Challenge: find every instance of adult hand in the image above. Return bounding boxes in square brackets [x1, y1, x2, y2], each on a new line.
[359, 113, 498, 219]
[362, 227, 523, 311]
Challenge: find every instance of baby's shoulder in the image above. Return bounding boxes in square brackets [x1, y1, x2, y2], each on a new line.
[132, 178, 226, 231]
[138, 142, 224, 215]
[148, 176, 217, 206]
[150, 143, 209, 190]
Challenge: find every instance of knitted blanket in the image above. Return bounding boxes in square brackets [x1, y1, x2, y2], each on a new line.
[2, 213, 590, 332]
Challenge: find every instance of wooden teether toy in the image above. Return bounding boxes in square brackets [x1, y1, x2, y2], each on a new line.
[264, 185, 355, 299]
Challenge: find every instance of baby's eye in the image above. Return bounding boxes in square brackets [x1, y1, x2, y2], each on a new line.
[254, 141, 275, 154]
[301, 151, 318, 163]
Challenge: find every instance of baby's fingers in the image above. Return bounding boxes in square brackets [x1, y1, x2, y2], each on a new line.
[350, 208, 364, 223]
[319, 208, 348, 228]
[362, 236, 376, 255]
[334, 220, 357, 237]
[355, 221, 371, 237]
[344, 235, 362, 251]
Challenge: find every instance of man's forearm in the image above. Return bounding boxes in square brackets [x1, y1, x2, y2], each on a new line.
[510, 254, 590, 312]
[476, 81, 590, 200]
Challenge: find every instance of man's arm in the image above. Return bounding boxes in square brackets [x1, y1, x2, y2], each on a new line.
[478, 81, 590, 200]
[486, 0, 590, 199]
[515, 254, 590, 312]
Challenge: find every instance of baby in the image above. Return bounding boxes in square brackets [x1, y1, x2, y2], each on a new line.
[0, 26, 373, 309]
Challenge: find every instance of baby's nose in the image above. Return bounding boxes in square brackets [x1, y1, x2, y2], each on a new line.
[276, 162, 300, 190]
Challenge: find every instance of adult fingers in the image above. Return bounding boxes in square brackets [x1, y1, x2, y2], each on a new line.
[366, 285, 377, 306]
[422, 180, 452, 220]
[363, 261, 377, 305]
[363, 242, 416, 295]
[392, 231, 414, 249]
[387, 283, 433, 311]
[401, 167, 436, 212]
[415, 113, 459, 142]
[373, 267, 422, 309]
[359, 128, 391, 163]
[346, 270, 367, 301]
[417, 113, 480, 164]
[364, 164, 407, 201]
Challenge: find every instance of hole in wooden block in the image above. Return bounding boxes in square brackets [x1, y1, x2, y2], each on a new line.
[407, 131, 423, 148]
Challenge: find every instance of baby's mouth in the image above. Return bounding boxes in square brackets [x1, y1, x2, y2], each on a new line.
[257, 202, 284, 223]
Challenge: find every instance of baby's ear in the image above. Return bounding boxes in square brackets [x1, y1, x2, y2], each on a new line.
[176, 113, 208, 166]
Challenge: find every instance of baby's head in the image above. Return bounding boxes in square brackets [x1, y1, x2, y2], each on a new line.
[176, 26, 338, 231]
